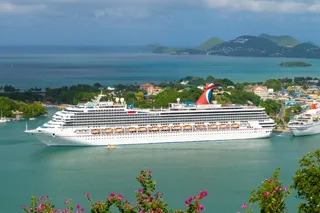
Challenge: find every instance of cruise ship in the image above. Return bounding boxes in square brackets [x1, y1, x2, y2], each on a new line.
[288, 100, 320, 136]
[25, 83, 276, 146]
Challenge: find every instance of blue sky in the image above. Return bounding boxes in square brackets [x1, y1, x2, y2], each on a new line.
[1, 0, 320, 46]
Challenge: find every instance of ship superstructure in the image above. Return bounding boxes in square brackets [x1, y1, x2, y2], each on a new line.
[25, 84, 275, 146]
[288, 100, 320, 136]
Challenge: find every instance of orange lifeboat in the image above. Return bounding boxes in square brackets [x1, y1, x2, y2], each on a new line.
[183, 125, 192, 131]
[115, 128, 124, 133]
[138, 127, 147, 132]
[161, 126, 170, 131]
[172, 126, 181, 131]
[196, 124, 206, 129]
[91, 129, 100, 134]
[104, 128, 113, 134]
[231, 124, 240, 128]
[208, 124, 218, 129]
[127, 127, 137, 132]
[149, 127, 159, 131]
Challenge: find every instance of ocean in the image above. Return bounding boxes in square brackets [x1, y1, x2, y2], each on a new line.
[0, 46, 320, 89]
[1, 110, 320, 212]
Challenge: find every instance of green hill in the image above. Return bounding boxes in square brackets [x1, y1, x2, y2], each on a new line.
[259, 34, 301, 47]
[197, 37, 224, 51]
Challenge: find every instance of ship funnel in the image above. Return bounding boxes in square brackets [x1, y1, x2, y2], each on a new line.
[120, 98, 124, 104]
[311, 100, 317, 109]
[115, 97, 120, 103]
[177, 98, 180, 104]
[196, 83, 216, 105]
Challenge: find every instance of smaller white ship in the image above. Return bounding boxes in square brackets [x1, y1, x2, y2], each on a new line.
[0, 109, 7, 123]
[288, 100, 320, 136]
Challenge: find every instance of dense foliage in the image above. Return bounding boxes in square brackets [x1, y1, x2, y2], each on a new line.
[242, 168, 291, 213]
[22, 170, 208, 213]
[0, 96, 47, 118]
[292, 150, 320, 213]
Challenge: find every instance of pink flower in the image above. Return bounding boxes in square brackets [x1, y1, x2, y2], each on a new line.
[85, 193, 90, 198]
[264, 192, 269, 197]
[117, 194, 123, 200]
[146, 170, 152, 174]
[125, 200, 128, 203]
[138, 188, 143, 193]
[64, 199, 70, 204]
[268, 179, 273, 183]
[21, 205, 26, 209]
[76, 211, 80, 213]
[283, 187, 287, 191]
[110, 192, 115, 197]
[197, 204, 204, 211]
[81, 208, 85, 212]
[139, 177, 143, 181]
[241, 204, 247, 208]
[76, 204, 81, 209]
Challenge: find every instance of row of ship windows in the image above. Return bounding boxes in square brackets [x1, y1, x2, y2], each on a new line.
[67, 115, 268, 121]
[64, 117, 267, 124]
[83, 131, 265, 140]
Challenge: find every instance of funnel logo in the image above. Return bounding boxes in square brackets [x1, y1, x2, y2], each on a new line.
[196, 83, 216, 105]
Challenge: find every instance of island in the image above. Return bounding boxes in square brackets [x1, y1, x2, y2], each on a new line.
[280, 62, 312, 67]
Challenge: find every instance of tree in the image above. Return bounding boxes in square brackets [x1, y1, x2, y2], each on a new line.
[206, 75, 215, 83]
[292, 150, 320, 213]
[264, 79, 282, 92]
[242, 168, 291, 213]
[94, 82, 102, 88]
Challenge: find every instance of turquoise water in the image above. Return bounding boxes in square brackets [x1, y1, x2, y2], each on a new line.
[1, 109, 320, 212]
[1, 48, 320, 89]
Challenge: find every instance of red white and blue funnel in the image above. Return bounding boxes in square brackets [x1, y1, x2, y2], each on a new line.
[196, 83, 216, 105]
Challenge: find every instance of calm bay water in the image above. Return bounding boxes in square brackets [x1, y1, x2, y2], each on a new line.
[1, 110, 320, 212]
[1, 46, 320, 89]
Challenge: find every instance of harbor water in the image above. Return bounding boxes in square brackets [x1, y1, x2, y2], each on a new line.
[1, 109, 320, 212]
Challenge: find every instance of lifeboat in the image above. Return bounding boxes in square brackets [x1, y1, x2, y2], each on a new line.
[107, 144, 116, 149]
[231, 124, 240, 128]
[149, 127, 159, 131]
[208, 124, 218, 129]
[127, 127, 137, 132]
[115, 128, 124, 133]
[183, 125, 192, 130]
[91, 129, 100, 134]
[196, 124, 206, 129]
[104, 128, 113, 133]
[219, 124, 229, 128]
[138, 127, 147, 132]
[161, 126, 170, 131]
[172, 126, 181, 131]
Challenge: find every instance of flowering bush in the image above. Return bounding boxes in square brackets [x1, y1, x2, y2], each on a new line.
[239, 168, 291, 213]
[292, 150, 320, 213]
[22, 170, 208, 213]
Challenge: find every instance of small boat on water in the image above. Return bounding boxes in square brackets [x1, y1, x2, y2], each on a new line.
[0, 109, 7, 123]
[107, 144, 116, 149]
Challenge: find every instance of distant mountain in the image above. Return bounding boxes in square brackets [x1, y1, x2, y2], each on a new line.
[149, 34, 320, 59]
[197, 37, 224, 51]
[208, 36, 282, 57]
[152, 46, 177, 54]
[142, 43, 162, 52]
[259, 34, 301, 47]
[208, 35, 320, 58]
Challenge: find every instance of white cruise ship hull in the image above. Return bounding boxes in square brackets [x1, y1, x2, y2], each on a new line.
[290, 123, 320, 137]
[30, 128, 273, 146]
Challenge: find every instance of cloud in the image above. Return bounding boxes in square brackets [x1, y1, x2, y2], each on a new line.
[203, 0, 320, 14]
[0, 2, 45, 14]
